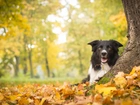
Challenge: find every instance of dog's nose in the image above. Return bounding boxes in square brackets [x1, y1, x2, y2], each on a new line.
[101, 52, 107, 56]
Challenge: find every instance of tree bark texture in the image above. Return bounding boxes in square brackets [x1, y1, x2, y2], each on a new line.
[110, 0, 140, 75]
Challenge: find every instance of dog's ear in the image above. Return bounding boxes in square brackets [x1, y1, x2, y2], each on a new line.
[88, 40, 99, 46]
[110, 40, 123, 47]
[88, 40, 100, 52]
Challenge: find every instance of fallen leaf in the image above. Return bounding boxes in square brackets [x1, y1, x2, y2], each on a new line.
[92, 94, 103, 105]
[121, 98, 133, 105]
[0, 93, 4, 101]
[114, 76, 127, 88]
[9, 94, 22, 101]
[130, 67, 136, 75]
[39, 97, 48, 105]
[95, 84, 116, 96]
[2, 102, 9, 105]
[115, 72, 125, 78]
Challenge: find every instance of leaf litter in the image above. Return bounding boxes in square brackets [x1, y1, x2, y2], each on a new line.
[0, 66, 140, 105]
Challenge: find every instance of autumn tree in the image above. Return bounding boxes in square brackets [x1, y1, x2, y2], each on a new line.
[22, 0, 62, 77]
[64, 0, 126, 76]
[0, 0, 63, 78]
[0, 0, 30, 77]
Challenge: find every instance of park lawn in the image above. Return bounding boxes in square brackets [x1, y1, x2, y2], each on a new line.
[0, 76, 83, 87]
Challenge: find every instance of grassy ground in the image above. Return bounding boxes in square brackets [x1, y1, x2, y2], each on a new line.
[0, 76, 83, 87]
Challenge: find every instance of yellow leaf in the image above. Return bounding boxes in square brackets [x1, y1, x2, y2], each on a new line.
[114, 76, 127, 88]
[35, 99, 40, 105]
[39, 97, 48, 105]
[9, 94, 22, 101]
[76, 90, 84, 95]
[121, 98, 133, 105]
[130, 67, 136, 75]
[18, 97, 29, 105]
[55, 91, 61, 100]
[95, 84, 116, 96]
[114, 72, 127, 88]
[0, 93, 4, 101]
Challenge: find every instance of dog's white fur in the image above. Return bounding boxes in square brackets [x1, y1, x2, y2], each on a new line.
[88, 63, 111, 84]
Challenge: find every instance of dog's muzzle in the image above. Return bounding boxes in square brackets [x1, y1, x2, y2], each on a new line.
[101, 50, 108, 63]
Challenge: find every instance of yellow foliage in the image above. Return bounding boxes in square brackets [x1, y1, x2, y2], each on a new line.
[95, 84, 116, 96]
[110, 11, 127, 45]
[47, 40, 61, 70]
[110, 11, 127, 31]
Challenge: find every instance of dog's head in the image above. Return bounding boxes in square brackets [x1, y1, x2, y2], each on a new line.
[88, 40, 123, 70]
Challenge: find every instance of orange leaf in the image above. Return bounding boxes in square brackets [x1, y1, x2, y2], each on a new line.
[121, 98, 133, 105]
[0, 93, 4, 101]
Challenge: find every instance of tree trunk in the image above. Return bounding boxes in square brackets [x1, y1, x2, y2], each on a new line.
[14, 56, 19, 77]
[44, 49, 50, 77]
[105, 0, 140, 78]
[23, 58, 28, 75]
[23, 35, 28, 75]
[29, 49, 34, 78]
[45, 57, 50, 77]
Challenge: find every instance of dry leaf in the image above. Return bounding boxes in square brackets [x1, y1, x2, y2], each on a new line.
[0, 93, 4, 101]
[95, 84, 116, 96]
[114, 76, 127, 88]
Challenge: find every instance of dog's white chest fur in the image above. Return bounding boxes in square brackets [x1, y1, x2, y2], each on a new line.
[88, 63, 111, 84]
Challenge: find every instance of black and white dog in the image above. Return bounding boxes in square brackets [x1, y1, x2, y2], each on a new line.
[83, 40, 123, 85]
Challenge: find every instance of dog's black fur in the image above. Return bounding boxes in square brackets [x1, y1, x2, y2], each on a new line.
[82, 40, 123, 83]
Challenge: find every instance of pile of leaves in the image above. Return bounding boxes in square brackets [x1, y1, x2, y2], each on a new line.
[0, 66, 140, 105]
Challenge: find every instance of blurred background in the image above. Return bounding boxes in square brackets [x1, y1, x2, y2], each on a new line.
[0, 0, 127, 85]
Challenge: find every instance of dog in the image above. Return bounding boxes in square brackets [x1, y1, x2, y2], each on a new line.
[82, 40, 123, 85]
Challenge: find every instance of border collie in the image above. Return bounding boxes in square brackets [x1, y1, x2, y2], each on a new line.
[82, 40, 123, 85]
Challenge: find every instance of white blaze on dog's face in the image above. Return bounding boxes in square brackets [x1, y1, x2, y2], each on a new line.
[101, 50, 108, 63]
[97, 41, 113, 64]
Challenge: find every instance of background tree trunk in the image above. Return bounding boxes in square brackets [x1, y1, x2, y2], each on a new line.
[29, 49, 34, 78]
[104, 0, 140, 78]
[23, 35, 28, 75]
[14, 56, 19, 77]
[44, 49, 50, 77]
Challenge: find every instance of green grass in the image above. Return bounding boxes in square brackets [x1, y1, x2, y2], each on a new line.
[0, 76, 83, 87]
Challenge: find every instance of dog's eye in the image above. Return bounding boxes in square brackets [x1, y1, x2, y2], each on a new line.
[98, 48, 101, 50]
[107, 46, 112, 50]
[98, 46, 103, 50]
[108, 48, 111, 50]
